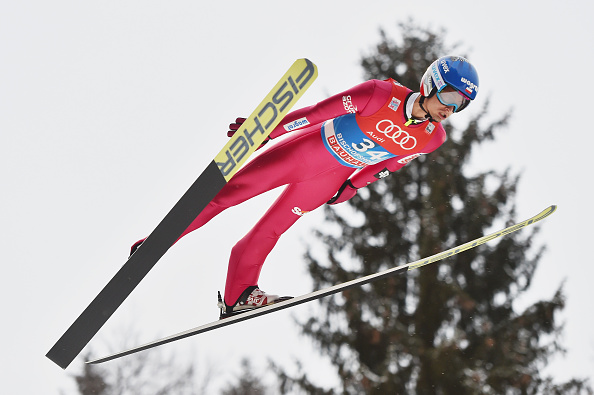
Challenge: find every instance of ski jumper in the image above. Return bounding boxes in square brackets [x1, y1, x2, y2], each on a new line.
[176, 79, 447, 305]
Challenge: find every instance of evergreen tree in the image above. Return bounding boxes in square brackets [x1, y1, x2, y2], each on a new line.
[275, 22, 591, 395]
[221, 358, 268, 395]
[70, 346, 208, 395]
[73, 354, 110, 395]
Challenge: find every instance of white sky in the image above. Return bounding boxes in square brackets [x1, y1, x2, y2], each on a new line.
[2, 1, 593, 393]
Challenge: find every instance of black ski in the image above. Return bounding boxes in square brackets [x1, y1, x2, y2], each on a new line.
[86, 205, 557, 365]
[46, 59, 318, 369]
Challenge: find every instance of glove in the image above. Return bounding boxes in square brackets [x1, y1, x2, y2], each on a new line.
[227, 117, 271, 149]
[327, 180, 358, 205]
[227, 117, 246, 137]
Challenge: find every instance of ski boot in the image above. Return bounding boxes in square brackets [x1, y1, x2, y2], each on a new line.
[218, 286, 292, 319]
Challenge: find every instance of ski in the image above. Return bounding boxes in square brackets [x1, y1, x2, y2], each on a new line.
[46, 59, 318, 369]
[87, 205, 557, 365]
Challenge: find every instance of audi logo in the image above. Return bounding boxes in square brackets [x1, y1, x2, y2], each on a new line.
[375, 120, 417, 150]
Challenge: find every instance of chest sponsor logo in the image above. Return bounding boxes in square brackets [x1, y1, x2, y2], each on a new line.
[373, 119, 417, 150]
[326, 135, 368, 167]
[323, 121, 368, 167]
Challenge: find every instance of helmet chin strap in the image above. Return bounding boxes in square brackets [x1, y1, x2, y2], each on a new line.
[419, 96, 436, 122]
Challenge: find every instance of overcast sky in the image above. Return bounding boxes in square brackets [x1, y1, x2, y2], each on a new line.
[2, 1, 593, 393]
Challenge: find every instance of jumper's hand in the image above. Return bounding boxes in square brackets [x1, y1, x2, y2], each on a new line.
[227, 117, 271, 148]
[227, 117, 246, 137]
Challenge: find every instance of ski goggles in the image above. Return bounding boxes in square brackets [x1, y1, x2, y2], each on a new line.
[436, 88, 471, 112]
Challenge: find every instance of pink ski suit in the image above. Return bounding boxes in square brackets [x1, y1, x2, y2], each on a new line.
[179, 78, 446, 305]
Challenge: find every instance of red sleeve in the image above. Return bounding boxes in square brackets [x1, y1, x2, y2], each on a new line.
[268, 79, 393, 139]
[348, 159, 405, 188]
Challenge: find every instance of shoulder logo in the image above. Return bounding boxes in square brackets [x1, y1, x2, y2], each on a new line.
[342, 95, 357, 114]
[425, 123, 435, 135]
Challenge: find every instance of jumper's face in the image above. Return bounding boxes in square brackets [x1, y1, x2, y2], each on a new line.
[435, 86, 471, 112]
[424, 85, 471, 121]
[425, 90, 455, 122]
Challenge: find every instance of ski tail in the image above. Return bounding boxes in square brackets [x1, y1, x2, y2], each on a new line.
[46, 59, 318, 370]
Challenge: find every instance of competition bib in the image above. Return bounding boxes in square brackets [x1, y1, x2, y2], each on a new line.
[321, 80, 440, 168]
